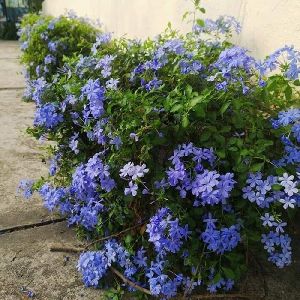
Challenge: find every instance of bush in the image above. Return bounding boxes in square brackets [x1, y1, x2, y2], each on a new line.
[19, 4, 300, 299]
[18, 12, 99, 82]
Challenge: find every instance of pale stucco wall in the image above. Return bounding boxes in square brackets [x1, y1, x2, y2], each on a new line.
[42, 0, 300, 59]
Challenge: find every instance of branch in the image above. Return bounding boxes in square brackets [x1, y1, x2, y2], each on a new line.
[50, 222, 146, 253]
[110, 266, 152, 295]
[84, 222, 146, 249]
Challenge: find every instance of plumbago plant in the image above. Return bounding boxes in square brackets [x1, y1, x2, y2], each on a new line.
[19, 3, 300, 299]
[18, 12, 99, 83]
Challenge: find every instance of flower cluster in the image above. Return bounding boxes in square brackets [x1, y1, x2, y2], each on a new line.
[208, 46, 257, 93]
[261, 231, 292, 268]
[39, 153, 115, 230]
[91, 32, 112, 55]
[201, 214, 241, 254]
[120, 162, 149, 196]
[146, 208, 190, 255]
[193, 15, 241, 36]
[243, 172, 300, 210]
[34, 103, 63, 129]
[164, 143, 235, 206]
[81, 79, 106, 119]
[272, 108, 300, 166]
[260, 45, 300, 79]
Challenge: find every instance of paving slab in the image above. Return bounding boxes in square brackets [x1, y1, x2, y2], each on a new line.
[0, 41, 20, 59]
[0, 89, 49, 228]
[0, 41, 25, 88]
[0, 223, 102, 300]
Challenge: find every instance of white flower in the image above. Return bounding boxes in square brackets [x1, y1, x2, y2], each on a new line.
[279, 197, 296, 209]
[278, 173, 294, 188]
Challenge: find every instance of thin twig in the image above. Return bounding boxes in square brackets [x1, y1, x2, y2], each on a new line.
[50, 222, 146, 253]
[84, 222, 146, 249]
[110, 266, 152, 295]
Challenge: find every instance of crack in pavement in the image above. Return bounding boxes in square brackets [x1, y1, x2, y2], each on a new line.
[0, 87, 25, 90]
[0, 217, 67, 235]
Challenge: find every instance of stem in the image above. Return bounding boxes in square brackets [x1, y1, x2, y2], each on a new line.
[84, 221, 146, 249]
[110, 266, 152, 295]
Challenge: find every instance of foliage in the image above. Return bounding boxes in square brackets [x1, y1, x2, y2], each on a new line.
[19, 5, 300, 299]
[18, 12, 99, 82]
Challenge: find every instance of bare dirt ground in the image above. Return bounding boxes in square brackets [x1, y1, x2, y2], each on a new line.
[0, 41, 299, 300]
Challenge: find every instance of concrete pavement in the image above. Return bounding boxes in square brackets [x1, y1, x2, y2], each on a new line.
[0, 41, 101, 300]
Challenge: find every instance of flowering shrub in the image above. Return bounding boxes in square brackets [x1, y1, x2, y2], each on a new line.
[19, 4, 300, 299]
[18, 13, 99, 83]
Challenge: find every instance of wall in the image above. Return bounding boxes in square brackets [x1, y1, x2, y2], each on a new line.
[42, 0, 300, 59]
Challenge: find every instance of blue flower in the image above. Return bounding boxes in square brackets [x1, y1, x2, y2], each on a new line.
[193, 15, 241, 35]
[201, 222, 241, 254]
[146, 208, 190, 255]
[77, 251, 109, 287]
[18, 179, 34, 199]
[120, 162, 149, 180]
[48, 41, 57, 52]
[34, 103, 63, 129]
[44, 54, 56, 64]
[106, 78, 119, 90]
[124, 181, 138, 196]
[143, 77, 162, 91]
[279, 197, 296, 209]
[81, 79, 106, 118]
[91, 32, 112, 54]
[69, 132, 79, 154]
[261, 231, 292, 268]
[261, 213, 275, 227]
[39, 184, 67, 211]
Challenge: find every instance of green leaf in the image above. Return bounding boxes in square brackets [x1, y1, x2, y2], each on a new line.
[182, 115, 190, 128]
[170, 104, 183, 113]
[213, 273, 222, 284]
[200, 130, 211, 142]
[222, 267, 235, 279]
[185, 85, 193, 97]
[125, 234, 132, 245]
[189, 96, 203, 108]
[250, 162, 264, 172]
[196, 19, 205, 27]
[216, 149, 226, 158]
[272, 184, 282, 191]
[284, 85, 292, 101]
[220, 101, 231, 115]
[182, 11, 190, 21]
[293, 79, 300, 86]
